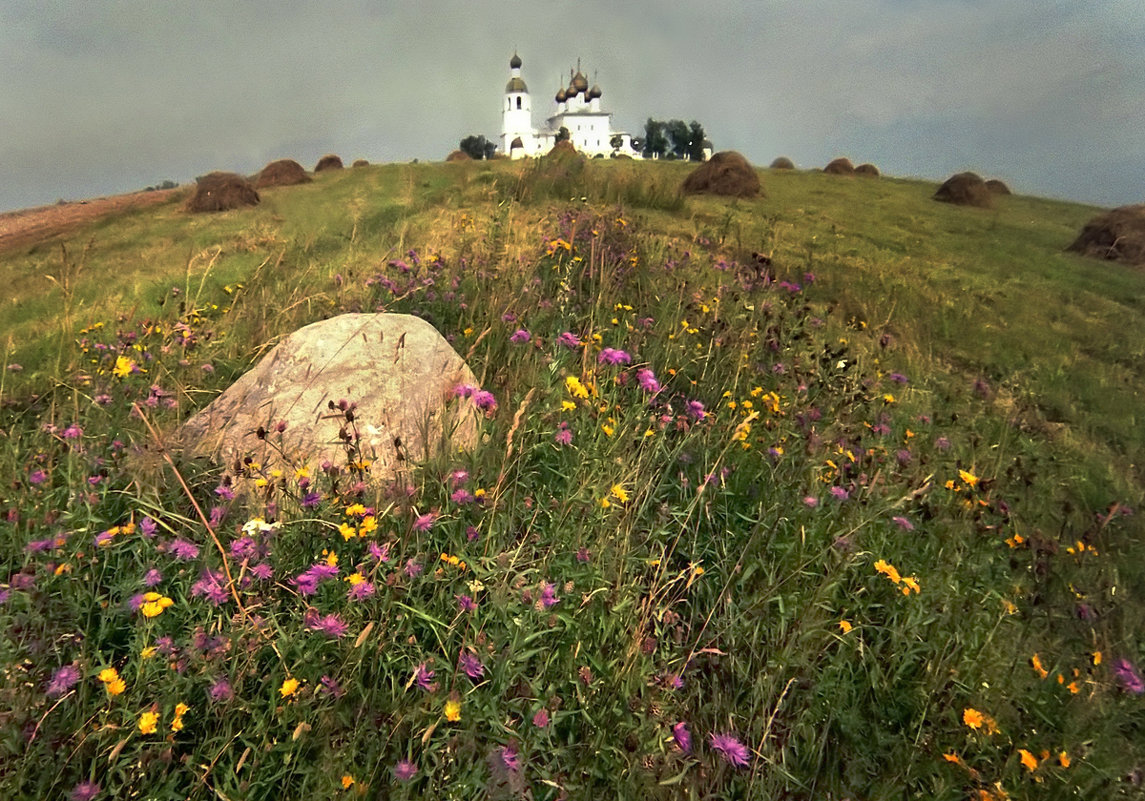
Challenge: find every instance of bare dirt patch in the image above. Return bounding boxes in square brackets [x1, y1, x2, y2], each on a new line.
[0, 188, 181, 255]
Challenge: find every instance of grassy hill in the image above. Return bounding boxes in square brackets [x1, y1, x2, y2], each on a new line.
[1, 158, 1142, 800]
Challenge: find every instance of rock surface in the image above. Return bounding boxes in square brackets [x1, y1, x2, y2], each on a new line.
[179, 313, 481, 480]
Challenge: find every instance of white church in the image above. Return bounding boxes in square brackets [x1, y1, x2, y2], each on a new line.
[499, 53, 641, 159]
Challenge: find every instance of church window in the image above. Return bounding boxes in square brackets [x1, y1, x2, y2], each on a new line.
[517, 97, 522, 110]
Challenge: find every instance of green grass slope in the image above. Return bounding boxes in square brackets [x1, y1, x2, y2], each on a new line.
[1, 159, 1142, 800]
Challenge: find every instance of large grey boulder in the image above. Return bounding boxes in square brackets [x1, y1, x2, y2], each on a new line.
[179, 313, 481, 480]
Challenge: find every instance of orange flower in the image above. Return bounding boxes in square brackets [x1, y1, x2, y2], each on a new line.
[1018, 748, 1039, 772]
[1030, 653, 1048, 679]
[963, 708, 985, 729]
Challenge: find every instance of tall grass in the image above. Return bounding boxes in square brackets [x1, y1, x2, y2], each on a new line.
[1, 162, 1142, 800]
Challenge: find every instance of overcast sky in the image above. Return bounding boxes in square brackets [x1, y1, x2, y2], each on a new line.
[2, 0, 1142, 212]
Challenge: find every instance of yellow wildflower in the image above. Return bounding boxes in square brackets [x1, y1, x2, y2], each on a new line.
[139, 592, 174, 618]
[611, 484, 629, 504]
[959, 469, 979, 487]
[139, 711, 159, 734]
[1017, 748, 1038, 772]
[106, 678, 126, 696]
[280, 678, 300, 698]
[358, 515, 378, 536]
[98, 667, 119, 684]
[874, 559, 902, 585]
[561, 400, 577, 412]
[1030, 653, 1048, 679]
[1058, 751, 1071, 768]
[901, 576, 920, 595]
[141, 646, 157, 659]
[963, 708, 985, 730]
[444, 698, 461, 722]
[112, 355, 137, 378]
[339, 522, 357, 541]
[341, 775, 355, 789]
[601, 424, 614, 437]
[565, 375, 589, 399]
[838, 620, 853, 634]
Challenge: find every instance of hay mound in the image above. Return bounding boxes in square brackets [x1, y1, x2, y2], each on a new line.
[1066, 205, 1145, 265]
[934, 172, 992, 208]
[770, 157, 795, 169]
[681, 151, 761, 198]
[824, 157, 855, 175]
[255, 159, 311, 189]
[315, 154, 343, 172]
[185, 172, 260, 213]
[985, 179, 1011, 195]
[549, 140, 577, 157]
[446, 150, 472, 162]
[352, 159, 369, 168]
[855, 163, 880, 178]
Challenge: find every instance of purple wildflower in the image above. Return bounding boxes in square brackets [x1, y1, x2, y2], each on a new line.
[554, 422, 572, 446]
[412, 512, 436, 532]
[576, 547, 591, 563]
[208, 506, 226, 528]
[214, 484, 235, 501]
[830, 486, 850, 501]
[368, 541, 390, 562]
[557, 331, 581, 349]
[347, 577, 376, 601]
[229, 536, 257, 560]
[1113, 658, 1144, 694]
[46, 664, 81, 697]
[637, 368, 661, 393]
[301, 491, 321, 508]
[412, 662, 437, 692]
[532, 708, 550, 728]
[935, 436, 952, 451]
[139, 517, 157, 537]
[168, 538, 200, 561]
[453, 383, 476, 398]
[249, 562, 274, 581]
[405, 559, 423, 578]
[457, 594, 477, 612]
[69, 781, 101, 801]
[672, 722, 692, 753]
[62, 424, 83, 440]
[458, 651, 485, 680]
[510, 329, 531, 343]
[304, 609, 348, 639]
[127, 593, 146, 612]
[208, 678, 233, 702]
[803, 496, 819, 508]
[472, 390, 497, 411]
[500, 744, 520, 772]
[888, 372, 909, 384]
[891, 516, 914, 531]
[394, 760, 417, 781]
[190, 569, 230, 605]
[709, 732, 751, 767]
[598, 348, 631, 365]
[686, 400, 707, 421]
[28, 469, 47, 485]
[539, 581, 560, 609]
[320, 675, 345, 697]
[452, 488, 475, 504]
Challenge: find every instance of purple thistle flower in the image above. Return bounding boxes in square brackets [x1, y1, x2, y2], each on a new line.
[229, 536, 257, 559]
[1113, 658, 1145, 694]
[208, 506, 226, 528]
[636, 368, 661, 393]
[891, 516, 914, 531]
[28, 469, 47, 485]
[457, 594, 477, 612]
[208, 678, 233, 702]
[451, 488, 475, 504]
[672, 722, 692, 753]
[453, 383, 476, 398]
[598, 348, 632, 365]
[500, 744, 520, 772]
[510, 329, 531, 343]
[62, 424, 83, 440]
[190, 568, 230, 605]
[829, 486, 850, 501]
[557, 331, 581, 349]
[214, 484, 235, 501]
[576, 547, 591, 563]
[139, 516, 157, 537]
[320, 674, 345, 697]
[348, 578, 376, 601]
[368, 541, 390, 563]
[686, 400, 707, 421]
[412, 512, 436, 532]
[532, 708, 550, 728]
[405, 559, 423, 578]
[935, 436, 952, 451]
[412, 662, 437, 692]
[69, 781, 101, 801]
[458, 651, 485, 680]
[539, 581, 560, 609]
[249, 562, 273, 581]
[472, 390, 497, 411]
[46, 664, 81, 697]
[394, 760, 417, 781]
[709, 732, 751, 767]
[888, 372, 909, 384]
[168, 538, 200, 561]
[301, 491, 322, 508]
[554, 422, 572, 446]
[304, 609, 348, 639]
[127, 593, 145, 612]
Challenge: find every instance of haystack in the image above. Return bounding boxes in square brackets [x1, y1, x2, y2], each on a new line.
[985, 179, 1011, 195]
[681, 151, 761, 198]
[549, 140, 578, 158]
[446, 150, 472, 162]
[352, 159, 369, 168]
[315, 154, 343, 172]
[855, 163, 880, 178]
[770, 157, 795, 169]
[255, 159, 311, 189]
[185, 172, 260, 213]
[934, 172, 992, 208]
[824, 157, 855, 175]
[1066, 205, 1145, 265]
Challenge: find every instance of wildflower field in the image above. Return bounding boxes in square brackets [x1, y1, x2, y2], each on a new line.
[1, 159, 1143, 800]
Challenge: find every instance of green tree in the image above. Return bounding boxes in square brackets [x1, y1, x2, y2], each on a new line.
[459, 135, 496, 160]
[609, 134, 624, 152]
[642, 119, 668, 159]
[687, 121, 707, 161]
[555, 126, 571, 143]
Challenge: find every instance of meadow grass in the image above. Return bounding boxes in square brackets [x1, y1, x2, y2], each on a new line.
[1, 159, 1143, 800]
